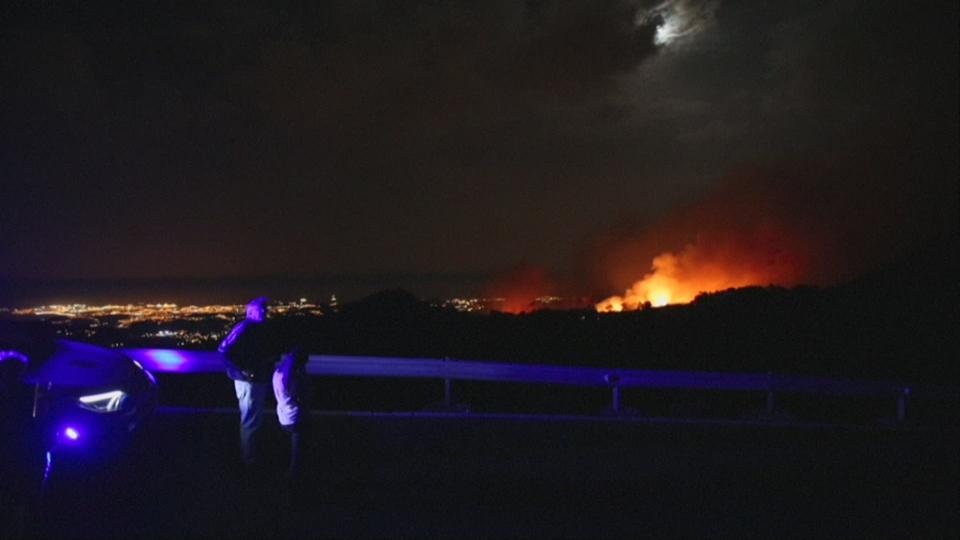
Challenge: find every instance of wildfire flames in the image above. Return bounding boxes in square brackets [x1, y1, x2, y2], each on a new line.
[596, 253, 691, 310]
[591, 166, 855, 312]
[595, 241, 804, 312]
[498, 159, 929, 314]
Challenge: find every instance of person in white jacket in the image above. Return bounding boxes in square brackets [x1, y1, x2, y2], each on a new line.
[272, 347, 310, 477]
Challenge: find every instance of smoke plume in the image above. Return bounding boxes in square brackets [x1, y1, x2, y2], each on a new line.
[589, 155, 946, 310]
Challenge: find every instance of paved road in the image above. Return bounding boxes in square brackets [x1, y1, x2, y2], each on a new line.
[24, 410, 960, 538]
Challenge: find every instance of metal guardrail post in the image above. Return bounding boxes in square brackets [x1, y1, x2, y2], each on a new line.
[606, 373, 621, 414]
[766, 372, 776, 417]
[897, 387, 910, 422]
[444, 378, 452, 409]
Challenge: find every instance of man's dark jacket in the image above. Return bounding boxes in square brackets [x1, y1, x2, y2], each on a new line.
[218, 319, 284, 382]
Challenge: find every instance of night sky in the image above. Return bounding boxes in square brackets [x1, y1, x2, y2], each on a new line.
[2, 1, 957, 302]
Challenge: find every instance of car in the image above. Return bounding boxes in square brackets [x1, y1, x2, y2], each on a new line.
[2, 331, 159, 463]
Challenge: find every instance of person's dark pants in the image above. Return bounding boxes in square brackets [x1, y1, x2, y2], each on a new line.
[281, 420, 308, 477]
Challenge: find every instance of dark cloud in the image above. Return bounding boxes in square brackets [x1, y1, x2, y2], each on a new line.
[0, 1, 955, 302]
[563, 0, 957, 297]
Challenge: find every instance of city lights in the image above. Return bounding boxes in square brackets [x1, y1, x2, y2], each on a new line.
[1, 295, 581, 351]
[4, 300, 324, 346]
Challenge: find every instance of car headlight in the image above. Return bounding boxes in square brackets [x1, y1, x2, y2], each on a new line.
[77, 390, 128, 413]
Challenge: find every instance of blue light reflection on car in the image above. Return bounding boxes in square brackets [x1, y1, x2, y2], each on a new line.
[134, 348, 191, 372]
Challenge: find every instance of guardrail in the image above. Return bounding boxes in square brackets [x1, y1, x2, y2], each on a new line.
[123, 348, 959, 422]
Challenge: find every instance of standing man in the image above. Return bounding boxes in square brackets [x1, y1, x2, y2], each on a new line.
[218, 297, 283, 467]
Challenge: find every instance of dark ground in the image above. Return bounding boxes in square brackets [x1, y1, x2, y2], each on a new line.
[19, 408, 960, 539]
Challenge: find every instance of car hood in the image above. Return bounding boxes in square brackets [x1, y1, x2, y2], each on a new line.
[23, 340, 137, 387]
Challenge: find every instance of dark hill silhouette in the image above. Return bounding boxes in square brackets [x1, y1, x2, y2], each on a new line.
[317, 289, 453, 358]
[293, 235, 959, 385]
[340, 288, 435, 321]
